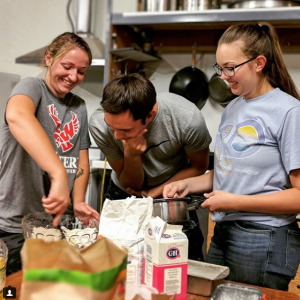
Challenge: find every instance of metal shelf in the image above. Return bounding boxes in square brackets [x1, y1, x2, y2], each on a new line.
[112, 7, 300, 25]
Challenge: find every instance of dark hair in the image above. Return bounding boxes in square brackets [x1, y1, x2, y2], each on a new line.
[101, 73, 157, 124]
[218, 22, 300, 100]
[41, 32, 92, 67]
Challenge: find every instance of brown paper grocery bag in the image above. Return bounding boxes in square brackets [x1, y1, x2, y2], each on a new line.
[20, 238, 127, 300]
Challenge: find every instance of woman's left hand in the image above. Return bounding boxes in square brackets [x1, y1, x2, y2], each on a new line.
[202, 190, 237, 212]
[73, 202, 100, 225]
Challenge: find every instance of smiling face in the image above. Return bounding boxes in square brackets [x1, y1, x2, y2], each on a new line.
[45, 47, 89, 98]
[104, 109, 155, 141]
[216, 42, 259, 100]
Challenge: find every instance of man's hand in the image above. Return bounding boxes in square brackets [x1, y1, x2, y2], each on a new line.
[122, 128, 148, 157]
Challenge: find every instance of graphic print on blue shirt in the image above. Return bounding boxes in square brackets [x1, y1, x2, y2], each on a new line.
[215, 119, 266, 174]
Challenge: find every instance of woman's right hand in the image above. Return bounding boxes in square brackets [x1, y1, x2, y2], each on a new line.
[163, 180, 189, 198]
[41, 173, 70, 226]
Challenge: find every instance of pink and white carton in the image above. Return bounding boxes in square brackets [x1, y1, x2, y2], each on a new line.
[142, 217, 188, 300]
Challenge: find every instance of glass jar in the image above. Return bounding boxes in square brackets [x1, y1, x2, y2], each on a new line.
[0, 238, 8, 295]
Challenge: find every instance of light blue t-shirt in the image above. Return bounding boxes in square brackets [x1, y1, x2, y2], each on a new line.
[212, 88, 300, 227]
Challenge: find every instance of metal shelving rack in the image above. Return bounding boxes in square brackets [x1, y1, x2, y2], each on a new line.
[111, 7, 300, 25]
[104, 6, 300, 83]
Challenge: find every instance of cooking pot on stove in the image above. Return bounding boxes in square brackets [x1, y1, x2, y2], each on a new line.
[152, 195, 206, 225]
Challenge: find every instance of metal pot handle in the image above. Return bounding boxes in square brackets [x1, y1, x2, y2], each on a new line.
[187, 194, 207, 211]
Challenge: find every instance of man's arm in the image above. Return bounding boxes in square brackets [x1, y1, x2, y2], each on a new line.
[127, 147, 210, 198]
[108, 155, 144, 191]
[107, 128, 148, 191]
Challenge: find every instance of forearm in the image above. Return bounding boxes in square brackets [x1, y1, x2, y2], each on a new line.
[231, 188, 300, 214]
[149, 168, 214, 198]
[119, 155, 144, 190]
[72, 150, 90, 205]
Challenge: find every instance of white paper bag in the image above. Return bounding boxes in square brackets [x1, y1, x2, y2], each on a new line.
[99, 196, 153, 286]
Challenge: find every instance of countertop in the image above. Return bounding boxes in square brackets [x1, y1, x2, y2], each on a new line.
[5, 271, 299, 300]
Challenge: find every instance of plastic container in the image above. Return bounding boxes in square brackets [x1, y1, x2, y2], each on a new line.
[0, 239, 8, 294]
[211, 283, 264, 300]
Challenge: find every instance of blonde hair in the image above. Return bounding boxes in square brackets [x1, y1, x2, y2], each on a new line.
[42, 32, 92, 67]
[219, 22, 300, 100]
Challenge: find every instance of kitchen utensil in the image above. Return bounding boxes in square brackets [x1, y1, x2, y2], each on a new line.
[169, 47, 209, 109]
[208, 73, 236, 108]
[152, 195, 206, 224]
[228, 0, 300, 8]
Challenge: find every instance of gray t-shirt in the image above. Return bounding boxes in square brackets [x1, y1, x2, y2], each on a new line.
[0, 77, 91, 232]
[212, 88, 300, 226]
[89, 92, 211, 189]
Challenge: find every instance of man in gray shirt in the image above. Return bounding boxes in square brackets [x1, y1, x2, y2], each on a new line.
[89, 73, 211, 199]
[89, 74, 211, 261]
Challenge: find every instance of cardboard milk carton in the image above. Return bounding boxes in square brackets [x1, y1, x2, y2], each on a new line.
[142, 217, 188, 300]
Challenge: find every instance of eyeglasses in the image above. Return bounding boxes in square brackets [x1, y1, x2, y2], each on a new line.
[213, 57, 256, 77]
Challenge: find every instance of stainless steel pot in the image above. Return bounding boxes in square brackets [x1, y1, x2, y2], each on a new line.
[152, 195, 206, 224]
[228, 0, 300, 8]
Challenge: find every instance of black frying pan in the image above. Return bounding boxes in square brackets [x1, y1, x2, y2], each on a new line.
[169, 47, 209, 109]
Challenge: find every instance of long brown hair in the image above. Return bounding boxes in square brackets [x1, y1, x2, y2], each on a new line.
[218, 22, 300, 100]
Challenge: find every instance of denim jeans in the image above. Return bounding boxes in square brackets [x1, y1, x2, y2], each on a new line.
[206, 220, 300, 291]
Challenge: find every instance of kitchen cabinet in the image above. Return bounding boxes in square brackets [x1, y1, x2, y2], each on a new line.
[104, 6, 300, 82]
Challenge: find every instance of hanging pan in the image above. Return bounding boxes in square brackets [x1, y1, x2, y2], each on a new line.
[208, 73, 236, 108]
[169, 46, 209, 110]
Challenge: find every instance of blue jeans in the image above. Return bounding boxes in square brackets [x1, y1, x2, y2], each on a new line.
[206, 220, 300, 291]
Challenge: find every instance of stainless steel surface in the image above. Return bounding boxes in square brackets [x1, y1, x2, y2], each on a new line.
[76, 0, 91, 33]
[152, 196, 206, 224]
[209, 73, 235, 107]
[228, 0, 300, 8]
[153, 198, 190, 224]
[211, 283, 263, 300]
[112, 7, 300, 25]
[141, 0, 179, 11]
[15, 0, 105, 67]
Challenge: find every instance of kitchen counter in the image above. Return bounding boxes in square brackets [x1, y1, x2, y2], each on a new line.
[5, 270, 299, 300]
